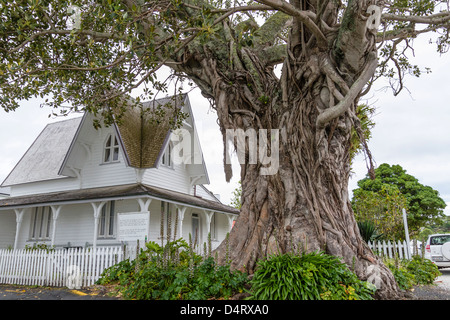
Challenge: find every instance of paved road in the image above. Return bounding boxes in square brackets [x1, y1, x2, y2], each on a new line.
[0, 284, 119, 300]
[435, 267, 450, 290]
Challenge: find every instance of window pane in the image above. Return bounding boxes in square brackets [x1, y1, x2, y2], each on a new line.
[168, 144, 171, 165]
[113, 147, 119, 161]
[114, 136, 119, 146]
[45, 207, 52, 238]
[108, 201, 115, 236]
[99, 207, 106, 236]
[38, 208, 44, 239]
[104, 149, 111, 162]
[106, 136, 111, 147]
[192, 214, 199, 244]
[31, 208, 38, 239]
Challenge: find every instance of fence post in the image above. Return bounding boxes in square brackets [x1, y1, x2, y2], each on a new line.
[402, 208, 411, 260]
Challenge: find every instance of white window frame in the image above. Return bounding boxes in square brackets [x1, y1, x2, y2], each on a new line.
[30, 206, 52, 241]
[103, 134, 120, 163]
[98, 201, 116, 239]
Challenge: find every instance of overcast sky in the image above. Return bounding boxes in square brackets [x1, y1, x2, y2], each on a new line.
[1, 33, 450, 216]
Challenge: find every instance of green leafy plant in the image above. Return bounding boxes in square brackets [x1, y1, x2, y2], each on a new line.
[357, 220, 383, 243]
[383, 259, 416, 290]
[384, 256, 441, 290]
[248, 251, 376, 300]
[406, 256, 441, 285]
[97, 238, 247, 300]
[24, 243, 55, 253]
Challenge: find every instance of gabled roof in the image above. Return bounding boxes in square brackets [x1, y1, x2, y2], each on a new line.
[1, 117, 83, 186]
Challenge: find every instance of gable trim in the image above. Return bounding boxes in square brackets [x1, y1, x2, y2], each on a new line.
[57, 113, 87, 177]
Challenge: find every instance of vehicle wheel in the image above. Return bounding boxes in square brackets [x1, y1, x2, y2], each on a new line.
[441, 242, 450, 260]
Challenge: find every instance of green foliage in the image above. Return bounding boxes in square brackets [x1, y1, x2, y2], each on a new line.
[419, 216, 450, 241]
[383, 259, 416, 290]
[406, 255, 441, 285]
[353, 184, 407, 240]
[230, 180, 242, 209]
[97, 239, 247, 300]
[248, 251, 376, 300]
[24, 242, 55, 252]
[352, 163, 446, 237]
[384, 256, 441, 290]
[349, 104, 376, 168]
[357, 220, 383, 243]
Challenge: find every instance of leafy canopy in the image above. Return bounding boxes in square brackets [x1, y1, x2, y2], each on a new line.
[1, 0, 450, 120]
[352, 163, 447, 236]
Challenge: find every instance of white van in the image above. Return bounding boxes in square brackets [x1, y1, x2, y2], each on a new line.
[424, 234, 450, 269]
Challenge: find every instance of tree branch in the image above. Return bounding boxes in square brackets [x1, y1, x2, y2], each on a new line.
[382, 11, 450, 24]
[254, 0, 328, 49]
[7, 29, 124, 54]
[316, 52, 378, 128]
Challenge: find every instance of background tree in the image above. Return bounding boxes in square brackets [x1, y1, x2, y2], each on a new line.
[3, 0, 450, 299]
[354, 163, 447, 236]
[352, 184, 407, 240]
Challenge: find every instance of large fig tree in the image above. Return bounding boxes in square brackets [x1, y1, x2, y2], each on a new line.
[2, 0, 450, 299]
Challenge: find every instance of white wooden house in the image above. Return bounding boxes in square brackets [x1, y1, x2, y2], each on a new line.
[0, 94, 238, 251]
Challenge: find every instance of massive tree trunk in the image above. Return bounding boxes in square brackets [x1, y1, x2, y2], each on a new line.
[166, 0, 402, 299]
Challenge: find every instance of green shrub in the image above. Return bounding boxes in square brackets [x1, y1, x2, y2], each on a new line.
[383, 259, 416, 290]
[248, 251, 376, 300]
[406, 256, 441, 285]
[357, 220, 383, 243]
[97, 240, 247, 300]
[384, 256, 441, 290]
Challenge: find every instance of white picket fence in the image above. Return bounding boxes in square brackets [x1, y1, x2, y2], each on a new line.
[0, 246, 128, 288]
[368, 240, 411, 260]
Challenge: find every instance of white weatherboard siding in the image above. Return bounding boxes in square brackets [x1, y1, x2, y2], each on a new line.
[7, 177, 80, 197]
[80, 125, 136, 189]
[143, 164, 191, 195]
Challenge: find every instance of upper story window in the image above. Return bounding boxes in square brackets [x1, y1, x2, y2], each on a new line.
[161, 143, 172, 167]
[104, 134, 119, 163]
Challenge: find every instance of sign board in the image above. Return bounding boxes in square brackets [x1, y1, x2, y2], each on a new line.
[117, 211, 150, 242]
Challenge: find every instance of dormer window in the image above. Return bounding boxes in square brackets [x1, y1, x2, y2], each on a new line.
[104, 134, 119, 163]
